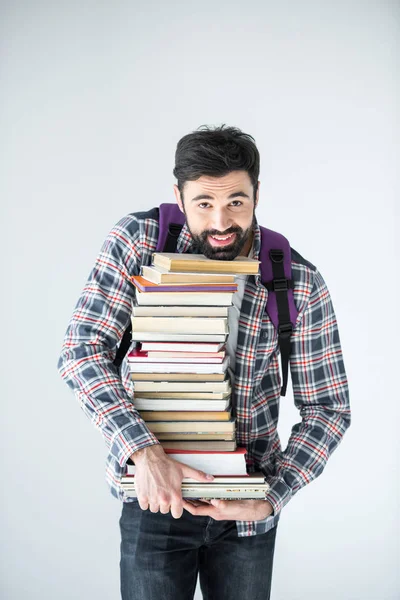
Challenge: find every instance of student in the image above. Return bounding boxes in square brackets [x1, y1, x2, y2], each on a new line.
[58, 125, 351, 600]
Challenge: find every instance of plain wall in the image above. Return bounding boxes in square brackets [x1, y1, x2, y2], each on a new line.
[1, 1, 398, 598]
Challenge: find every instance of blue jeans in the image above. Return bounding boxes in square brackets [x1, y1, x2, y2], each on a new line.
[119, 501, 278, 600]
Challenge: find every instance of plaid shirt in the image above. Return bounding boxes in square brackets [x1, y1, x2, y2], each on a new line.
[58, 207, 351, 537]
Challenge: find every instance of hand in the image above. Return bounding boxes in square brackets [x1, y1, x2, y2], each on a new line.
[182, 498, 274, 521]
[131, 445, 214, 519]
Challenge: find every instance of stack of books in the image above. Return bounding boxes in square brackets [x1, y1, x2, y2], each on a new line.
[125, 252, 263, 498]
[122, 448, 270, 499]
[129, 252, 259, 452]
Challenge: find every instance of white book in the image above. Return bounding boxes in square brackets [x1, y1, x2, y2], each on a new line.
[132, 305, 229, 317]
[133, 380, 231, 393]
[122, 474, 266, 485]
[135, 289, 234, 306]
[129, 357, 229, 374]
[132, 399, 231, 411]
[131, 332, 227, 342]
[131, 317, 228, 334]
[126, 449, 247, 475]
[121, 488, 267, 499]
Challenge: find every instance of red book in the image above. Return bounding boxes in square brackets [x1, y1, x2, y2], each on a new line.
[130, 276, 238, 293]
[126, 448, 247, 476]
[128, 348, 224, 364]
[140, 342, 225, 353]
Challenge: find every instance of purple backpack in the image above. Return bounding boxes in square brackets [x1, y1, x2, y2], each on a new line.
[115, 203, 299, 396]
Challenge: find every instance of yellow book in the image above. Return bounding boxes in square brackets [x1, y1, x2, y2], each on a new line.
[146, 419, 235, 433]
[152, 252, 260, 275]
[138, 409, 231, 421]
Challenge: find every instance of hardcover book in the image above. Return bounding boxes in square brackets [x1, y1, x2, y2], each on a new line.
[152, 253, 260, 275]
[141, 265, 236, 284]
[131, 276, 238, 293]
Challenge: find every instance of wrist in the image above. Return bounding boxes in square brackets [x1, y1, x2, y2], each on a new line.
[131, 443, 164, 465]
[257, 500, 274, 520]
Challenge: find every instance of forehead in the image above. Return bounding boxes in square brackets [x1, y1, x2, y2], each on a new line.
[184, 171, 252, 196]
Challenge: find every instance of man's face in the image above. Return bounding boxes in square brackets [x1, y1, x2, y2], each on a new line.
[173, 170, 259, 261]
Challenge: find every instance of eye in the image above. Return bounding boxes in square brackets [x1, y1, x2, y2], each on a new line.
[198, 202, 211, 209]
[230, 200, 243, 207]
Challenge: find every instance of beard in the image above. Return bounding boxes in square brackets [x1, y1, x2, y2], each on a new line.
[186, 213, 256, 261]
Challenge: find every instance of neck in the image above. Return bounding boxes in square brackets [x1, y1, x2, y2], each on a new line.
[240, 232, 254, 257]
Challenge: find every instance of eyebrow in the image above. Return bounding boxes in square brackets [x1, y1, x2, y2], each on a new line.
[190, 191, 250, 202]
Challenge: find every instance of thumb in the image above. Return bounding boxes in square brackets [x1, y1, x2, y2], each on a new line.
[181, 464, 214, 482]
[210, 499, 222, 507]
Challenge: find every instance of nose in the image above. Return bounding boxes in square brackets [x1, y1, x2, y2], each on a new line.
[209, 209, 233, 234]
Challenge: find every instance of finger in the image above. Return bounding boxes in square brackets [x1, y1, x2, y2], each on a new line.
[180, 465, 214, 482]
[149, 502, 160, 513]
[138, 498, 149, 511]
[170, 502, 183, 520]
[209, 499, 222, 507]
[184, 500, 205, 508]
[182, 500, 213, 517]
[159, 503, 170, 514]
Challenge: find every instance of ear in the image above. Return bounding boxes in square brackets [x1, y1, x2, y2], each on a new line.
[173, 184, 185, 213]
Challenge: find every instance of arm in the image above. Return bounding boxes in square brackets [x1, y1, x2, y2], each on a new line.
[57, 215, 161, 468]
[264, 269, 351, 515]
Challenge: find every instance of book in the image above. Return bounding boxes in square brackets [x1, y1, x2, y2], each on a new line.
[131, 372, 227, 382]
[154, 432, 235, 441]
[141, 265, 236, 284]
[145, 351, 226, 359]
[138, 409, 231, 421]
[121, 486, 267, 500]
[132, 306, 229, 317]
[131, 276, 238, 293]
[127, 447, 247, 475]
[140, 341, 225, 352]
[130, 317, 228, 335]
[135, 289, 234, 306]
[131, 332, 227, 342]
[120, 473, 269, 499]
[135, 391, 231, 400]
[133, 398, 231, 411]
[146, 419, 235, 433]
[133, 380, 231, 393]
[123, 474, 266, 485]
[152, 253, 260, 275]
[128, 351, 224, 364]
[160, 440, 237, 450]
[129, 357, 229, 374]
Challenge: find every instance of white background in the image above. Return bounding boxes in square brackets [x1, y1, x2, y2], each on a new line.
[1, 1, 398, 599]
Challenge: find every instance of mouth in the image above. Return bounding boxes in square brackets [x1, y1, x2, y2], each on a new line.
[207, 233, 236, 247]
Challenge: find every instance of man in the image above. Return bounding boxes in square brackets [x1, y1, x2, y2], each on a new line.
[58, 125, 351, 600]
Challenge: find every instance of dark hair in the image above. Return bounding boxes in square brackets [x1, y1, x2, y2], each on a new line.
[173, 124, 260, 201]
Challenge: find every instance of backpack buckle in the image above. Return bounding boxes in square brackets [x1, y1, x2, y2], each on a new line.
[278, 323, 293, 337]
[168, 223, 183, 237]
[272, 278, 289, 292]
[269, 249, 284, 263]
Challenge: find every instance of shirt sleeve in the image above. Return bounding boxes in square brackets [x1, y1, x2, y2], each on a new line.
[57, 215, 161, 468]
[264, 269, 351, 515]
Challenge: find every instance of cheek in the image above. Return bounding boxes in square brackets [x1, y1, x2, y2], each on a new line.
[187, 212, 208, 235]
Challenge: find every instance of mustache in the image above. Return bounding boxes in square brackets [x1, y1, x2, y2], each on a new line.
[200, 227, 242, 237]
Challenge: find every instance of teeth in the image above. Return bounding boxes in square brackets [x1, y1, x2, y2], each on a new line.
[212, 234, 233, 240]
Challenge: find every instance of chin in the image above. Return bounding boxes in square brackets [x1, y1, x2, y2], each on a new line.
[204, 247, 240, 261]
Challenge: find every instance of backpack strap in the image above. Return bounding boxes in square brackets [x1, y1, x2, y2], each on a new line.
[259, 226, 298, 396]
[155, 203, 185, 252]
[113, 204, 185, 368]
